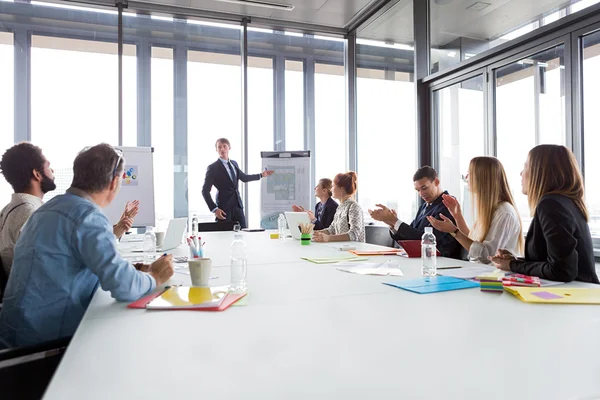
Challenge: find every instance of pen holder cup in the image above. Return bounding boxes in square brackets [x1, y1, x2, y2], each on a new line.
[300, 233, 312, 245]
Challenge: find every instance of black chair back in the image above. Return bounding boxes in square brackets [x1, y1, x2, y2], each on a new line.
[0, 337, 71, 400]
[197, 221, 238, 232]
[365, 225, 395, 248]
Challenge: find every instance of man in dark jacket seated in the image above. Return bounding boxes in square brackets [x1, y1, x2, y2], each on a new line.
[368, 166, 462, 259]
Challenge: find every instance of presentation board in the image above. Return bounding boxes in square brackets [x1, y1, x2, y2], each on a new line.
[260, 151, 311, 229]
[103, 146, 155, 228]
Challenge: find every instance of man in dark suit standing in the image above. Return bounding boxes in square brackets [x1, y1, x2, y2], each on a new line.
[202, 138, 274, 228]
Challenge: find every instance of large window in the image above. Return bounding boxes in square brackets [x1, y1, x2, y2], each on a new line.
[582, 29, 600, 236]
[356, 39, 416, 223]
[285, 59, 304, 151]
[187, 46, 242, 221]
[0, 31, 13, 206]
[247, 56, 274, 227]
[31, 36, 136, 207]
[151, 47, 174, 227]
[315, 63, 346, 183]
[430, 0, 600, 73]
[434, 75, 485, 225]
[495, 44, 566, 226]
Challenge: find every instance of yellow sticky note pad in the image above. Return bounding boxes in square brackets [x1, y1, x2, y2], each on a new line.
[270, 233, 279, 239]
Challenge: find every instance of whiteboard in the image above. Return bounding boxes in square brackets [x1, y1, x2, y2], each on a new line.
[260, 151, 311, 229]
[103, 146, 155, 228]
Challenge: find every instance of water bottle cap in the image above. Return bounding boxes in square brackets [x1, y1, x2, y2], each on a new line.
[424, 227, 433, 234]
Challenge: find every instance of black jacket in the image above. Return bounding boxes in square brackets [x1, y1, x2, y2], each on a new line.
[201, 159, 261, 212]
[313, 197, 338, 231]
[390, 191, 462, 259]
[510, 194, 599, 283]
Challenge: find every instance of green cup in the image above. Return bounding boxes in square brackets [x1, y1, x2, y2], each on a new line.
[300, 233, 312, 245]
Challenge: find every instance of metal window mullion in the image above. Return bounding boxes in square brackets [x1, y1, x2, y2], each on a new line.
[117, 2, 123, 146]
[274, 54, 285, 151]
[345, 32, 357, 174]
[570, 32, 584, 175]
[241, 19, 249, 224]
[14, 28, 31, 143]
[414, 0, 431, 169]
[533, 62, 542, 145]
[173, 43, 188, 219]
[137, 40, 151, 147]
[305, 58, 316, 211]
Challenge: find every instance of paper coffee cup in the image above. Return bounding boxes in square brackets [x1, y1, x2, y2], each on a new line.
[188, 258, 211, 287]
[155, 231, 165, 248]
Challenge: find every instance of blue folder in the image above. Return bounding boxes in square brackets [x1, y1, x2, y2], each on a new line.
[383, 276, 480, 294]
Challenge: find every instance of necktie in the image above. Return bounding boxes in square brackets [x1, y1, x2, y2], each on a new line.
[227, 162, 236, 183]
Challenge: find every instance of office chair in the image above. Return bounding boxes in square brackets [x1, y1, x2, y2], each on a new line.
[197, 221, 239, 232]
[365, 225, 395, 248]
[0, 256, 6, 305]
[0, 337, 71, 400]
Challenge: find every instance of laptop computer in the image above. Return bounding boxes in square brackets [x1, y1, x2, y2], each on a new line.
[132, 218, 188, 252]
[284, 212, 312, 240]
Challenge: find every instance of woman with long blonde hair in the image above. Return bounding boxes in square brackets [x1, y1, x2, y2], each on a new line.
[427, 156, 523, 263]
[490, 145, 599, 283]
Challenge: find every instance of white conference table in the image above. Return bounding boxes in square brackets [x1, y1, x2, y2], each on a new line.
[43, 231, 600, 400]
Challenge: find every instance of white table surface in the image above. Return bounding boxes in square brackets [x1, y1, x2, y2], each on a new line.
[43, 232, 600, 400]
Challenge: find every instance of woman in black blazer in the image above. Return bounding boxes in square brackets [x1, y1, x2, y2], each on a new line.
[292, 178, 338, 230]
[490, 145, 599, 284]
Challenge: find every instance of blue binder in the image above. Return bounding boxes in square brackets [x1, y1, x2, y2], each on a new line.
[383, 276, 480, 294]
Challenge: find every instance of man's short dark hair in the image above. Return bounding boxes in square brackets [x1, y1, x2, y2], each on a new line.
[215, 138, 231, 148]
[0, 142, 46, 193]
[413, 166, 438, 182]
[71, 144, 124, 193]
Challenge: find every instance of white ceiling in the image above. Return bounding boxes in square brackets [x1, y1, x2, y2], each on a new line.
[138, 0, 378, 28]
[358, 0, 587, 47]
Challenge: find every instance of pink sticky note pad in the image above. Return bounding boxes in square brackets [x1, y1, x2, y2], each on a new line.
[531, 291, 564, 300]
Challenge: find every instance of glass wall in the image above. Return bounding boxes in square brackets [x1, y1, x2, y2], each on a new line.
[0, 31, 13, 206]
[495, 44, 566, 227]
[187, 44, 242, 220]
[285, 59, 305, 151]
[431, 0, 600, 73]
[434, 75, 485, 225]
[31, 36, 136, 205]
[151, 47, 174, 226]
[247, 55, 274, 227]
[354, 0, 416, 221]
[582, 29, 600, 236]
[314, 63, 346, 184]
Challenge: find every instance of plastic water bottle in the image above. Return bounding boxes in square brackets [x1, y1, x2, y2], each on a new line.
[277, 213, 287, 240]
[421, 227, 437, 277]
[143, 226, 157, 264]
[191, 214, 198, 236]
[230, 233, 247, 292]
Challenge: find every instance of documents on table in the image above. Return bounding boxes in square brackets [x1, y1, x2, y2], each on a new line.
[504, 287, 600, 304]
[383, 276, 480, 294]
[301, 256, 368, 264]
[335, 261, 404, 276]
[437, 265, 496, 279]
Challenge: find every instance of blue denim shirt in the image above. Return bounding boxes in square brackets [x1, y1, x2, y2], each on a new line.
[0, 188, 156, 348]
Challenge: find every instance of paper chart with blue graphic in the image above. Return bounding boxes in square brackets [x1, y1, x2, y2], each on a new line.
[122, 165, 139, 186]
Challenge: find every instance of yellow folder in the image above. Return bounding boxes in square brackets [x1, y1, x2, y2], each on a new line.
[505, 286, 600, 304]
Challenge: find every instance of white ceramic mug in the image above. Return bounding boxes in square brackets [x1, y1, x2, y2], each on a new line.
[188, 258, 212, 287]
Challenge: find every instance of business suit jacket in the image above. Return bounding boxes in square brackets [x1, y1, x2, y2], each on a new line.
[201, 159, 261, 213]
[313, 197, 338, 231]
[510, 194, 599, 283]
[390, 191, 462, 259]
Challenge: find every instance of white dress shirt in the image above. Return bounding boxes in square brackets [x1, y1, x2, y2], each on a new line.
[469, 201, 522, 263]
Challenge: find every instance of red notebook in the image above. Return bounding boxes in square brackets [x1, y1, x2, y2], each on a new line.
[127, 287, 247, 311]
[397, 240, 441, 258]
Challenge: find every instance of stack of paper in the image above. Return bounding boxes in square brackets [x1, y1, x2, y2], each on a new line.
[477, 270, 505, 293]
[301, 256, 368, 264]
[335, 261, 403, 276]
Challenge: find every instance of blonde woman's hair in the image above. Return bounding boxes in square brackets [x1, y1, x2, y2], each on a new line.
[318, 178, 333, 197]
[526, 145, 588, 221]
[469, 156, 524, 253]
